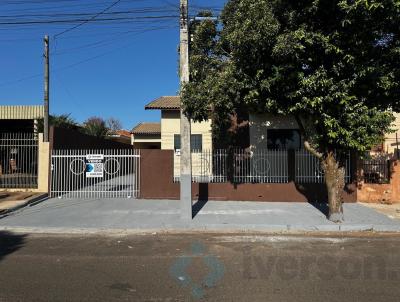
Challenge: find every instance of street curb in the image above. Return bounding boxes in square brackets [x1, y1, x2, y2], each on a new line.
[0, 223, 399, 235]
[0, 193, 48, 218]
[373, 225, 400, 232]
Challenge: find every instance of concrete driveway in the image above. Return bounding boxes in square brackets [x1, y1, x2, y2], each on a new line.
[1, 198, 400, 233]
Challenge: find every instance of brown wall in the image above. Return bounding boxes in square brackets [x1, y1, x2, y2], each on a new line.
[50, 126, 132, 150]
[140, 149, 357, 202]
[358, 161, 400, 204]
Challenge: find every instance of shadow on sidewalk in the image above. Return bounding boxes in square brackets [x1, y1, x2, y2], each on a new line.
[192, 183, 209, 218]
[0, 231, 27, 262]
[308, 203, 329, 216]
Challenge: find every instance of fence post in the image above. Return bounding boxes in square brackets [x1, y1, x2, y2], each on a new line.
[37, 133, 50, 193]
[288, 149, 296, 182]
[227, 148, 234, 184]
[387, 159, 392, 182]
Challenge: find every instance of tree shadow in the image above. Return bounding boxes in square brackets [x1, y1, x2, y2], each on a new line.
[308, 202, 329, 217]
[0, 231, 27, 262]
[192, 183, 209, 218]
[294, 182, 356, 218]
[294, 182, 330, 217]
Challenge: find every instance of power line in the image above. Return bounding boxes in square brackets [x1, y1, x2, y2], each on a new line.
[0, 15, 179, 26]
[0, 1, 222, 88]
[54, 0, 122, 38]
[0, 7, 177, 18]
[0, 24, 175, 88]
[53, 23, 177, 56]
[0, 72, 42, 88]
[0, 5, 220, 20]
[0, 1, 213, 18]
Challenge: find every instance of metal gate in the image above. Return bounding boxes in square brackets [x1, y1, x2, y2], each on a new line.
[50, 149, 140, 199]
[0, 133, 38, 189]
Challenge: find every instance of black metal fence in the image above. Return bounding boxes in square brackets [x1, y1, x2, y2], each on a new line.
[0, 133, 38, 188]
[362, 158, 390, 184]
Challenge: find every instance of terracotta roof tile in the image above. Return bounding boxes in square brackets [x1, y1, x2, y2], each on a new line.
[145, 96, 180, 110]
[131, 122, 161, 135]
[115, 130, 131, 138]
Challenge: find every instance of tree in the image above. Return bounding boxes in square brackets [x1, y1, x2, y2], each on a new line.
[182, 0, 400, 222]
[106, 117, 123, 135]
[37, 113, 79, 132]
[83, 117, 108, 138]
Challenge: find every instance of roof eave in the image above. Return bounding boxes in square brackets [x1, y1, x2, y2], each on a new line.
[145, 107, 180, 110]
[132, 132, 161, 135]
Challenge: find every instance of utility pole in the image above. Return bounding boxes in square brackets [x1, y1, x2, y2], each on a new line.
[43, 35, 50, 142]
[180, 0, 192, 220]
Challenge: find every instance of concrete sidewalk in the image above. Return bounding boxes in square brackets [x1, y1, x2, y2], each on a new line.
[0, 192, 47, 215]
[361, 202, 400, 220]
[0, 198, 400, 234]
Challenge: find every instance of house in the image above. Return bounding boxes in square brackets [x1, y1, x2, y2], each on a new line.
[107, 129, 132, 145]
[0, 105, 49, 193]
[249, 112, 400, 153]
[131, 96, 304, 152]
[382, 112, 400, 155]
[131, 122, 161, 149]
[131, 96, 212, 151]
[131, 97, 400, 155]
[249, 113, 301, 150]
[0, 105, 44, 133]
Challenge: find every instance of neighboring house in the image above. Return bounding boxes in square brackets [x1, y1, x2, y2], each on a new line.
[107, 129, 132, 145]
[382, 112, 400, 155]
[0, 105, 49, 192]
[0, 105, 44, 133]
[131, 96, 213, 151]
[131, 122, 161, 149]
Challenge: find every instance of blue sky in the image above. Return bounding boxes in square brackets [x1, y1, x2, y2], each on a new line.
[0, 0, 226, 130]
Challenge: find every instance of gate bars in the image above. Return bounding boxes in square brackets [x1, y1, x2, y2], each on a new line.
[173, 149, 352, 184]
[0, 133, 38, 189]
[50, 149, 140, 199]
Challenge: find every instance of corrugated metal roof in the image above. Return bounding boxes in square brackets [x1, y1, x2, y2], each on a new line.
[145, 96, 180, 110]
[0, 105, 44, 120]
[131, 122, 161, 135]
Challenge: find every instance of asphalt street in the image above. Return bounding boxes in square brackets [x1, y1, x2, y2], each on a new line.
[0, 232, 400, 302]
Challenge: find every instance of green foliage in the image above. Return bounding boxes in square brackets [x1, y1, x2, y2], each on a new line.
[83, 117, 108, 138]
[50, 114, 79, 130]
[182, 0, 400, 154]
[37, 113, 79, 132]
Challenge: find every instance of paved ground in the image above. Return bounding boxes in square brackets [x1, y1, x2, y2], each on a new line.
[361, 203, 400, 220]
[0, 198, 400, 233]
[0, 232, 400, 302]
[0, 192, 45, 213]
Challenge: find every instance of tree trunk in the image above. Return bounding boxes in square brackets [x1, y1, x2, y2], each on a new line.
[322, 151, 345, 222]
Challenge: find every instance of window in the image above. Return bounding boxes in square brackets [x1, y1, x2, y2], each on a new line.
[174, 134, 203, 152]
[174, 134, 181, 151]
[267, 129, 301, 150]
[191, 134, 203, 152]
